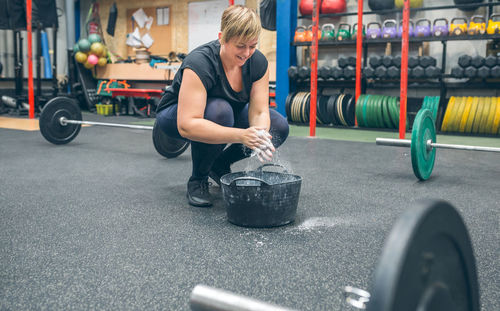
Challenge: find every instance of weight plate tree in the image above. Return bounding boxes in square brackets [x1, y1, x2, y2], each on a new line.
[189, 200, 479, 311]
[39, 96, 190, 159]
[376, 108, 500, 180]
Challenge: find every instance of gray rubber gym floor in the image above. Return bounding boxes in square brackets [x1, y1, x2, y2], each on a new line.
[1, 113, 499, 310]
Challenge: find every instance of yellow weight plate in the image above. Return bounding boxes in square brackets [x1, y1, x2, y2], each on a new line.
[441, 96, 456, 132]
[484, 97, 497, 134]
[451, 97, 466, 132]
[480, 96, 493, 134]
[459, 96, 473, 133]
[491, 97, 500, 135]
[477, 97, 491, 134]
[465, 97, 479, 133]
[472, 97, 486, 134]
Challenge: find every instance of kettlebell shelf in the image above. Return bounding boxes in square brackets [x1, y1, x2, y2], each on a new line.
[297, 1, 500, 19]
[292, 34, 500, 46]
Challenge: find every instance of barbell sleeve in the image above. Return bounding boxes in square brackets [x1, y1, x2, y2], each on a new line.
[376, 138, 412, 147]
[190, 285, 298, 311]
[60, 117, 154, 130]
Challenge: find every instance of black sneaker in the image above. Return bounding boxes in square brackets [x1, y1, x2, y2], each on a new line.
[187, 178, 212, 207]
[208, 165, 231, 187]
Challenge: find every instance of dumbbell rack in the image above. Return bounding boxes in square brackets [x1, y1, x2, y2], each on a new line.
[276, 0, 500, 137]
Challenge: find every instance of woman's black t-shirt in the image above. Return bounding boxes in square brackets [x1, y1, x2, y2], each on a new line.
[156, 39, 268, 113]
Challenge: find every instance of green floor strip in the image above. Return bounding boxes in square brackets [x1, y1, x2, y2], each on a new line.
[289, 125, 500, 147]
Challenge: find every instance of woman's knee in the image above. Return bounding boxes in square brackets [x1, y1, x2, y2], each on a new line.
[205, 98, 234, 127]
[270, 110, 289, 146]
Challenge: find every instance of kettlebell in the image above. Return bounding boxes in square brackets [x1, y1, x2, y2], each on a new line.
[395, 0, 423, 9]
[305, 25, 322, 41]
[487, 13, 500, 35]
[433, 18, 449, 37]
[321, 24, 336, 41]
[450, 17, 468, 36]
[398, 20, 415, 38]
[415, 19, 432, 37]
[336, 24, 351, 41]
[351, 23, 366, 39]
[366, 22, 382, 39]
[382, 19, 398, 38]
[294, 26, 307, 42]
[468, 15, 486, 35]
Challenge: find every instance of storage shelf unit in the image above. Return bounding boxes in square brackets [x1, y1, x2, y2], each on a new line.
[275, 0, 500, 132]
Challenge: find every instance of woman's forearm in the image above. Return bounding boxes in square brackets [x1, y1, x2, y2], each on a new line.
[178, 118, 245, 144]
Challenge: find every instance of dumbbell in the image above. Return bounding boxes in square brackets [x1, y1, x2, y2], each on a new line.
[419, 56, 437, 68]
[484, 55, 497, 68]
[375, 66, 388, 79]
[491, 65, 500, 78]
[331, 67, 343, 79]
[393, 55, 402, 68]
[298, 66, 311, 80]
[424, 66, 441, 79]
[411, 66, 425, 78]
[363, 67, 375, 79]
[408, 56, 419, 68]
[369, 55, 383, 68]
[318, 66, 332, 80]
[458, 55, 472, 68]
[382, 55, 394, 67]
[477, 66, 490, 78]
[338, 56, 356, 68]
[471, 56, 485, 68]
[343, 66, 356, 79]
[464, 66, 477, 78]
[288, 66, 298, 80]
[451, 67, 464, 78]
[387, 66, 400, 79]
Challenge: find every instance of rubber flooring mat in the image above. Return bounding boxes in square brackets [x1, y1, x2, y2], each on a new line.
[0, 122, 499, 310]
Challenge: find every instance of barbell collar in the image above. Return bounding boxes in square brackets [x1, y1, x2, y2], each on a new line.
[190, 285, 298, 311]
[60, 117, 154, 130]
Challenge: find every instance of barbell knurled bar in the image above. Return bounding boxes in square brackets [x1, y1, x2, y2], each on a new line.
[376, 137, 500, 153]
[61, 118, 154, 130]
[39, 96, 190, 159]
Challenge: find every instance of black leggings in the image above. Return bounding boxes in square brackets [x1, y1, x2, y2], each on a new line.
[156, 98, 289, 180]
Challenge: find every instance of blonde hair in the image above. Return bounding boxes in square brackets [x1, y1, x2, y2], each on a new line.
[220, 5, 261, 43]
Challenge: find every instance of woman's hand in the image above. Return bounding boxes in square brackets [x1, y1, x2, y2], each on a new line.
[241, 127, 275, 162]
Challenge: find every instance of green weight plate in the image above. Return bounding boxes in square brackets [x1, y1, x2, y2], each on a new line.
[383, 96, 396, 129]
[377, 96, 385, 128]
[411, 109, 436, 181]
[362, 95, 372, 127]
[380, 96, 390, 128]
[373, 95, 384, 128]
[372, 95, 381, 128]
[366, 95, 376, 128]
[433, 96, 440, 121]
[368, 200, 480, 311]
[389, 97, 399, 129]
[39, 96, 82, 145]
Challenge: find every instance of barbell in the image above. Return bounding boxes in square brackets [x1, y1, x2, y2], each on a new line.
[39, 96, 190, 159]
[189, 200, 479, 311]
[376, 108, 500, 180]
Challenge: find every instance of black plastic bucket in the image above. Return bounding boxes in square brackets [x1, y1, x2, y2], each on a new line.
[220, 164, 302, 228]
